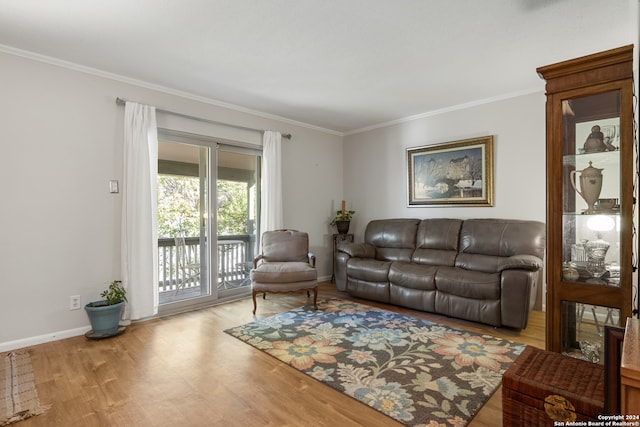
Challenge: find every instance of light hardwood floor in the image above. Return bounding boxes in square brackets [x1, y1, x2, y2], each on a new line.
[18, 282, 545, 427]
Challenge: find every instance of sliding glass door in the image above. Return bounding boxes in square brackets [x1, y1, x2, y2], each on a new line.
[156, 130, 260, 313]
[157, 140, 209, 306]
[216, 150, 260, 298]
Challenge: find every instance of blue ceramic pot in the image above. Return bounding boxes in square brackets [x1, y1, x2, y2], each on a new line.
[84, 300, 124, 336]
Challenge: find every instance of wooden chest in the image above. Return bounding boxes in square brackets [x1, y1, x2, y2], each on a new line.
[502, 346, 605, 426]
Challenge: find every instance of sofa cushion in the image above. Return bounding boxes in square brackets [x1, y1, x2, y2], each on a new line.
[347, 258, 392, 282]
[435, 266, 500, 300]
[347, 279, 390, 303]
[251, 262, 317, 283]
[435, 293, 501, 327]
[376, 247, 415, 262]
[412, 219, 461, 266]
[365, 219, 420, 262]
[413, 248, 458, 267]
[459, 218, 546, 259]
[416, 219, 462, 250]
[390, 284, 436, 312]
[388, 262, 437, 290]
[261, 230, 310, 262]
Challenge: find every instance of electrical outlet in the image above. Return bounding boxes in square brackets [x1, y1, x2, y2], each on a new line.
[69, 295, 81, 310]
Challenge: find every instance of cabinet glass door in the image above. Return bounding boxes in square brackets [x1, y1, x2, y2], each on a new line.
[560, 90, 623, 360]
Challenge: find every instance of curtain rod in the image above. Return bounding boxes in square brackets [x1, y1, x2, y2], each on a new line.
[115, 97, 292, 140]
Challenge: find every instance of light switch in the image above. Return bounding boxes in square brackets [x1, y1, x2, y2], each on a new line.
[109, 180, 119, 194]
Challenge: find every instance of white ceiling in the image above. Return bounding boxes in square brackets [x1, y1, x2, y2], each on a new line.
[0, 0, 636, 134]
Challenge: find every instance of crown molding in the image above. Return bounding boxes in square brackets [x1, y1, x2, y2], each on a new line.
[1, 43, 547, 139]
[0, 44, 344, 137]
[345, 87, 543, 136]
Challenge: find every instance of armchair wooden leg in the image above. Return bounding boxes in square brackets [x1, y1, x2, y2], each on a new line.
[312, 286, 318, 310]
[252, 290, 257, 315]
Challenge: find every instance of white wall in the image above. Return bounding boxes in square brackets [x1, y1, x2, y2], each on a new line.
[0, 51, 342, 349]
[342, 92, 547, 239]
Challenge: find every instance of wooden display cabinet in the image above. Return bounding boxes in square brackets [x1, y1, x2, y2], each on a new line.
[537, 45, 634, 359]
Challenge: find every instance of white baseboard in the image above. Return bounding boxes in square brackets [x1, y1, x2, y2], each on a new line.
[2, 279, 337, 352]
[318, 274, 332, 283]
[0, 326, 89, 353]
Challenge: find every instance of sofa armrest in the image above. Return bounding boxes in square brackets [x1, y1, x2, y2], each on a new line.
[497, 254, 542, 272]
[501, 269, 539, 329]
[335, 243, 375, 292]
[337, 242, 376, 258]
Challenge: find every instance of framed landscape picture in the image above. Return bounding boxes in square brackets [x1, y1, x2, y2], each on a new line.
[407, 136, 494, 206]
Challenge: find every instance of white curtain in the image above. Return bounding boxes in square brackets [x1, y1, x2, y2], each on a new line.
[122, 102, 159, 320]
[260, 131, 283, 245]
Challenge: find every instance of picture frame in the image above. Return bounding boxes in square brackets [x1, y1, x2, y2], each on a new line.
[407, 136, 494, 207]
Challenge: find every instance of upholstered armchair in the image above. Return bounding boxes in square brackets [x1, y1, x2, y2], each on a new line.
[250, 230, 318, 314]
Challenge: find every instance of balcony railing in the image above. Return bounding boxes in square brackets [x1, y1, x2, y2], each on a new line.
[158, 235, 255, 298]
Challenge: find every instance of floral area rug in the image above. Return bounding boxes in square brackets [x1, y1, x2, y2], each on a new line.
[225, 299, 524, 426]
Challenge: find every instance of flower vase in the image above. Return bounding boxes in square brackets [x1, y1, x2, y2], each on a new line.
[570, 161, 603, 214]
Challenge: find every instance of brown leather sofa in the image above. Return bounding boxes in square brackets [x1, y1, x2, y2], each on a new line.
[334, 218, 545, 330]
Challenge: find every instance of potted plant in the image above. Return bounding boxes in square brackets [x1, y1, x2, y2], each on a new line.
[84, 280, 127, 338]
[330, 202, 356, 234]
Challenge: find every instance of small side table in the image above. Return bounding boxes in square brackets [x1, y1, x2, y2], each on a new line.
[332, 233, 354, 283]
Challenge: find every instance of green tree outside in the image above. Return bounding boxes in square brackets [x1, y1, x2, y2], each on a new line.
[158, 175, 250, 238]
[217, 180, 250, 235]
